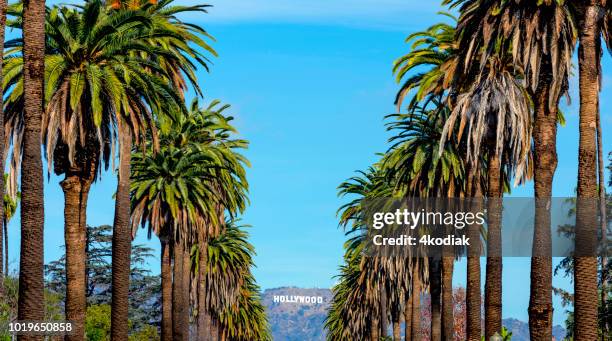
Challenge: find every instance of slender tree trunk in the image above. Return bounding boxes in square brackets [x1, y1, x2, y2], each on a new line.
[160, 238, 173, 341]
[429, 258, 442, 341]
[210, 318, 219, 341]
[466, 167, 482, 341]
[172, 242, 187, 341]
[197, 241, 212, 341]
[411, 263, 421, 341]
[528, 65, 557, 341]
[62, 166, 94, 341]
[111, 124, 132, 340]
[182, 244, 191, 339]
[575, 3, 602, 340]
[4, 217, 8, 277]
[485, 151, 503, 340]
[0, 206, 3, 293]
[18, 0, 46, 338]
[380, 284, 388, 339]
[0, 0, 7, 293]
[392, 318, 400, 341]
[596, 98, 608, 338]
[442, 256, 454, 340]
[391, 299, 401, 340]
[404, 289, 412, 340]
[370, 315, 380, 341]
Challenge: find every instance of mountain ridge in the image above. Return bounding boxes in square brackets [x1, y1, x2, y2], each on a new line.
[262, 287, 566, 341]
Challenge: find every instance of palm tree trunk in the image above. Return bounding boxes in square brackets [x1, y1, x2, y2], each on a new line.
[18, 0, 46, 338]
[411, 263, 421, 340]
[160, 238, 173, 341]
[62, 165, 94, 341]
[442, 256, 454, 340]
[182, 244, 191, 339]
[380, 284, 388, 338]
[111, 124, 132, 340]
[404, 290, 412, 340]
[485, 151, 503, 340]
[429, 258, 442, 341]
[575, 3, 602, 340]
[596, 102, 608, 338]
[4, 219, 8, 277]
[211, 318, 220, 341]
[392, 320, 400, 340]
[197, 241, 212, 341]
[391, 303, 401, 340]
[466, 167, 482, 341]
[370, 315, 380, 341]
[172, 241, 187, 341]
[0, 0, 7, 293]
[0, 209, 3, 293]
[528, 64, 557, 341]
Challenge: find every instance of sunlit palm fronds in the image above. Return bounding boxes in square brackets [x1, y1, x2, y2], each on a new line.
[393, 15, 458, 111]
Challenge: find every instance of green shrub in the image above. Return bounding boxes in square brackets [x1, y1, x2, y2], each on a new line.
[85, 304, 111, 341]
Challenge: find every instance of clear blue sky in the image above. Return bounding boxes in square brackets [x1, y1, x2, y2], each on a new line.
[6, 0, 612, 327]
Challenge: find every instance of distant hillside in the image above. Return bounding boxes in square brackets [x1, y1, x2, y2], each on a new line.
[502, 318, 566, 341]
[262, 287, 566, 341]
[262, 287, 331, 341]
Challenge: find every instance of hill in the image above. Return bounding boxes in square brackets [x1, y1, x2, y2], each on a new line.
[262, 287, 567, 341]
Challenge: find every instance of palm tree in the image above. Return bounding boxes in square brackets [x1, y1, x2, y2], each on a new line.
[392, 19, 468, 341]
[131, 99, 248, 340]
[445, 1, 576, 339]
[111, 120, 133, 340]
[200, 219, 270, 341]
[0, 0, 8, 296]
[401, 12, 532, 339]
[16, 0, 46, 332]
[573, 2, 609, 339]
[384, 106, 467, 341]
[438, 52, 532, 340]
[4, 1, 214, 337]
[2, 182, 17, 278]
[218, 272, 271, 341]
[131, 143, 224, 340]
[392, 15, 457, 113]
[103, 3, 216, 338]
[326, 165, 404, 340]
[325, 246, 375, 340]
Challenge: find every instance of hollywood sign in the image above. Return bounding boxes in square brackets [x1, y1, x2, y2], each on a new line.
[273, 295, 324, 304]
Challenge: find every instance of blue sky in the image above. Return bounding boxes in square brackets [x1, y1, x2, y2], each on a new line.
[6, 0, 612, 327]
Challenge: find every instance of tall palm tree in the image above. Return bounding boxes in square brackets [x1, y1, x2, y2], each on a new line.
[4, 1, 214, 337]
[392, 19, 470, 340]
[325, 248, 365, 341]
[327, 101, 466, 340]
[384, 106, 467, 341]
[392, 15, 457, 113]
[445, 1, 576, 339]
[17, 0, 46, 334]
[438, 52, 532, 340]
[218, 272, 271, 341]
[131, 99, 248, 340]
[132, 144, 224, 340]
[0, 0, 7, 295]
[200, 219, 270, 341]
[112, 1, 217, 334]
[2, 182, 17, 278]
[326, 165, 404, 340]
[111, 120, 133, 340]
[572, 1, 610, 339]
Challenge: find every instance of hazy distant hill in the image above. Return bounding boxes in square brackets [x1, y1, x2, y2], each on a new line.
[262, 287, 566, 341]
[262, 287, 331, 341]
[502, 318, 566, 341]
